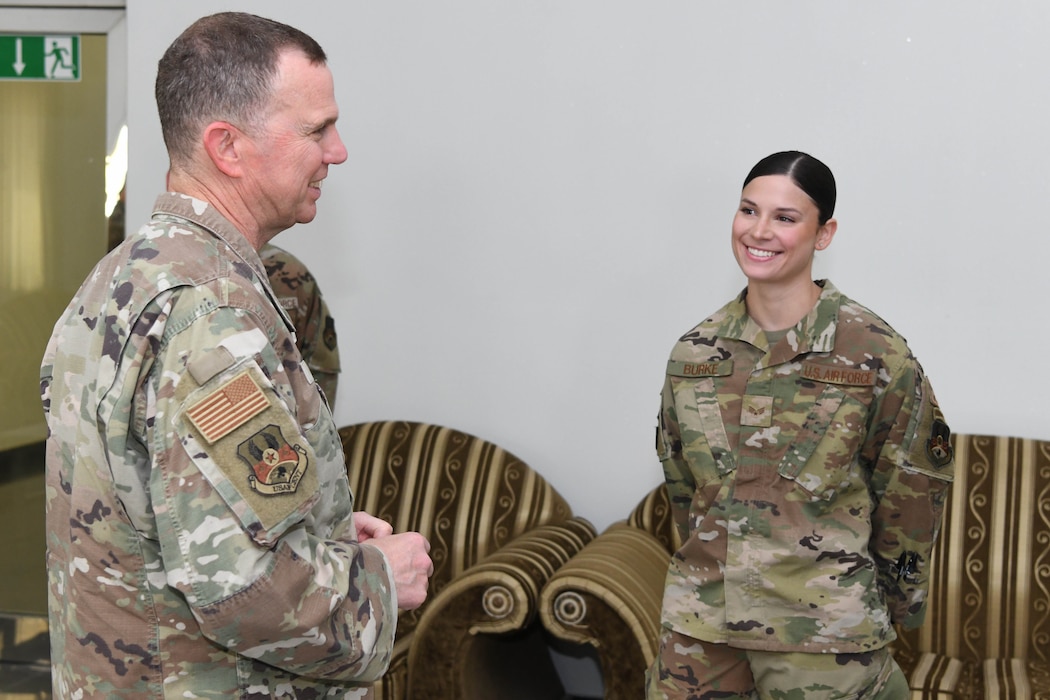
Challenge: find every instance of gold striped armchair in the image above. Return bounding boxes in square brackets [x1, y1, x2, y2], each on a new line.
[539, 433, 1050, 699]
[340, 420, 596, 699]
[539, 482, 679, 698]
[891, 434, 1050, 698]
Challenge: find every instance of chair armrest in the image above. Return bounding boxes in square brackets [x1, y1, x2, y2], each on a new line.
[406, 517, 596, 696]
[539, 522, 672, 698]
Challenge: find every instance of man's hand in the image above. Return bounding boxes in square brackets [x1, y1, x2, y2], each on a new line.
[365, 531, 433, 611]
[353, 511, 394, 543]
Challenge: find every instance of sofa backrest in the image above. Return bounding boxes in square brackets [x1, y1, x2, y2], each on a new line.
[897, 433, 1050, 666]
[627, 482, 680, 553]
[339, 420, 574, 629]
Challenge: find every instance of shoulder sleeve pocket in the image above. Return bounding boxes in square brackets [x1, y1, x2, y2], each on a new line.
[900, 377, 955, 484]
[174, 359, 320, 546]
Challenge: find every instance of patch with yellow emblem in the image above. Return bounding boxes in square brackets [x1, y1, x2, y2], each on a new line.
[926, 418, 953, 469]
[237, 424, 309, 496]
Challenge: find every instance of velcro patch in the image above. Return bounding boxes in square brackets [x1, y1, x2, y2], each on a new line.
[236, 424, 310, 496]
[186, 346, 236, 385]
[800, 361, 876, 387]
[186, 370, 269, 443]
[926, 418, 953, 469]
[667, 359, 733, 378]
[740, 395, 774, 427]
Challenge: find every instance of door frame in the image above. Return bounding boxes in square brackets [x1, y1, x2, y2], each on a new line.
[0, 6, 126, 156]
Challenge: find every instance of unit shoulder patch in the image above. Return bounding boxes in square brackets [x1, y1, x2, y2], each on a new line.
[926, 418, 953, 470]
[237, 424, 310, 496]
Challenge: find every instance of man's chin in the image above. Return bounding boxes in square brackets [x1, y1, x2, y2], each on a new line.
[295, 206, 319, 225]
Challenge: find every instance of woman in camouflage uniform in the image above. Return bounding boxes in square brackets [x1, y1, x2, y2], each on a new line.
[648, 151, 954, 699]
[260, 243, 342, 403]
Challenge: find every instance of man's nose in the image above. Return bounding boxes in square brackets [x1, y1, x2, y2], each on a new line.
[327, 129, 348, 165]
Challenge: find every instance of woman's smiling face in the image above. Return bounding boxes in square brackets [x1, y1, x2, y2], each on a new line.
[731, 174, 836, 287]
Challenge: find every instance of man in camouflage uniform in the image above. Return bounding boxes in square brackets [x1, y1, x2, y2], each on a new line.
[40, 13, 432, 699]
[651, 280, 953, 698]
[261, 244, 341, 403]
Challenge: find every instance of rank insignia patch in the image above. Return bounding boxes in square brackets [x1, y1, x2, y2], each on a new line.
[926, 418, 953, 469]
[237, 424, 310, 496]
[740, 395, 774, 427]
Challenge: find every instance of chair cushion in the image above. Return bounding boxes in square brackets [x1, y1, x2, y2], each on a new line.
[894, 649, 1050, 698]
[981, 658, 1050, 698]
[895, 650, 977, 697]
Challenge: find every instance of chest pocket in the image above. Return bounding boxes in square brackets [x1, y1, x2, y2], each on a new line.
[776, 364, 875, 501]
[668, 359, 736, 486]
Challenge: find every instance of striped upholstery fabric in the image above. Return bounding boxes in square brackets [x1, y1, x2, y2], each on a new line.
[339, 420, 595, 700]
[624, 481, 681, 555]
[540, 434, 1050, 700]
[540, 485, 678, 698]
[893, 434, 1050, 699]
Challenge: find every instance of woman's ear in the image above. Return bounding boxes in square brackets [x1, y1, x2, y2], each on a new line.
[815, 218, 838, 251]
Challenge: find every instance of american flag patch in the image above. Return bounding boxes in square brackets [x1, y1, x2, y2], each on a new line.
[186, 370, 270, 444]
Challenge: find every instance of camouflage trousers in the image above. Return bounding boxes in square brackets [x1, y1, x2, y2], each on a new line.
[645, 628, 910, 700]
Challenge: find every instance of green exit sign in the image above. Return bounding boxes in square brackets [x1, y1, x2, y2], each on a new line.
[0, 35, 80, 81]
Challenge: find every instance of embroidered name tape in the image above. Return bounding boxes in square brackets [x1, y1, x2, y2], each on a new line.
[800, 361, 876, 387]
[186, 370, 270, 444]
[667, 360, 734, 378]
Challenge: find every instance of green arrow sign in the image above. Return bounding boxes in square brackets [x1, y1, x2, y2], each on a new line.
[0, 35, 80, 81]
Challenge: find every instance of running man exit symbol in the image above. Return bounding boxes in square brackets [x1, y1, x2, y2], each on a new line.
[0, 35, 81, 81]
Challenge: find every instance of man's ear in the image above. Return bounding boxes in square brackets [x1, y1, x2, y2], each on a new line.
[201, 121, 245, 178]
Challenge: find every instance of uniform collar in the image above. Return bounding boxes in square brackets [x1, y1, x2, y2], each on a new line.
[150, 192, 268, 282]
[150, 192, 295, 333]
[706, 279, 843, 357]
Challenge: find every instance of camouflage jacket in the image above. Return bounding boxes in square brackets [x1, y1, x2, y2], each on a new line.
[260, 244, 341, 404]
[656, 280, 953, 653]
[40, 193, 395, 699]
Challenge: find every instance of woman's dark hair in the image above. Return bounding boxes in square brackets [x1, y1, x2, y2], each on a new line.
[743, 151, 836, 225]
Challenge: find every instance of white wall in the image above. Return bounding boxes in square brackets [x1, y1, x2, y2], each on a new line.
[128, 1, 1050, 534]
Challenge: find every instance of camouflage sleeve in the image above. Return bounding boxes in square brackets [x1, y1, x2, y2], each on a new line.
[867, 357, 954, 629]
[657, 374, 693, 545]
[262, 244, 341, 405]
[300, 292, 341, 404]
[150, 305, 395, 682]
